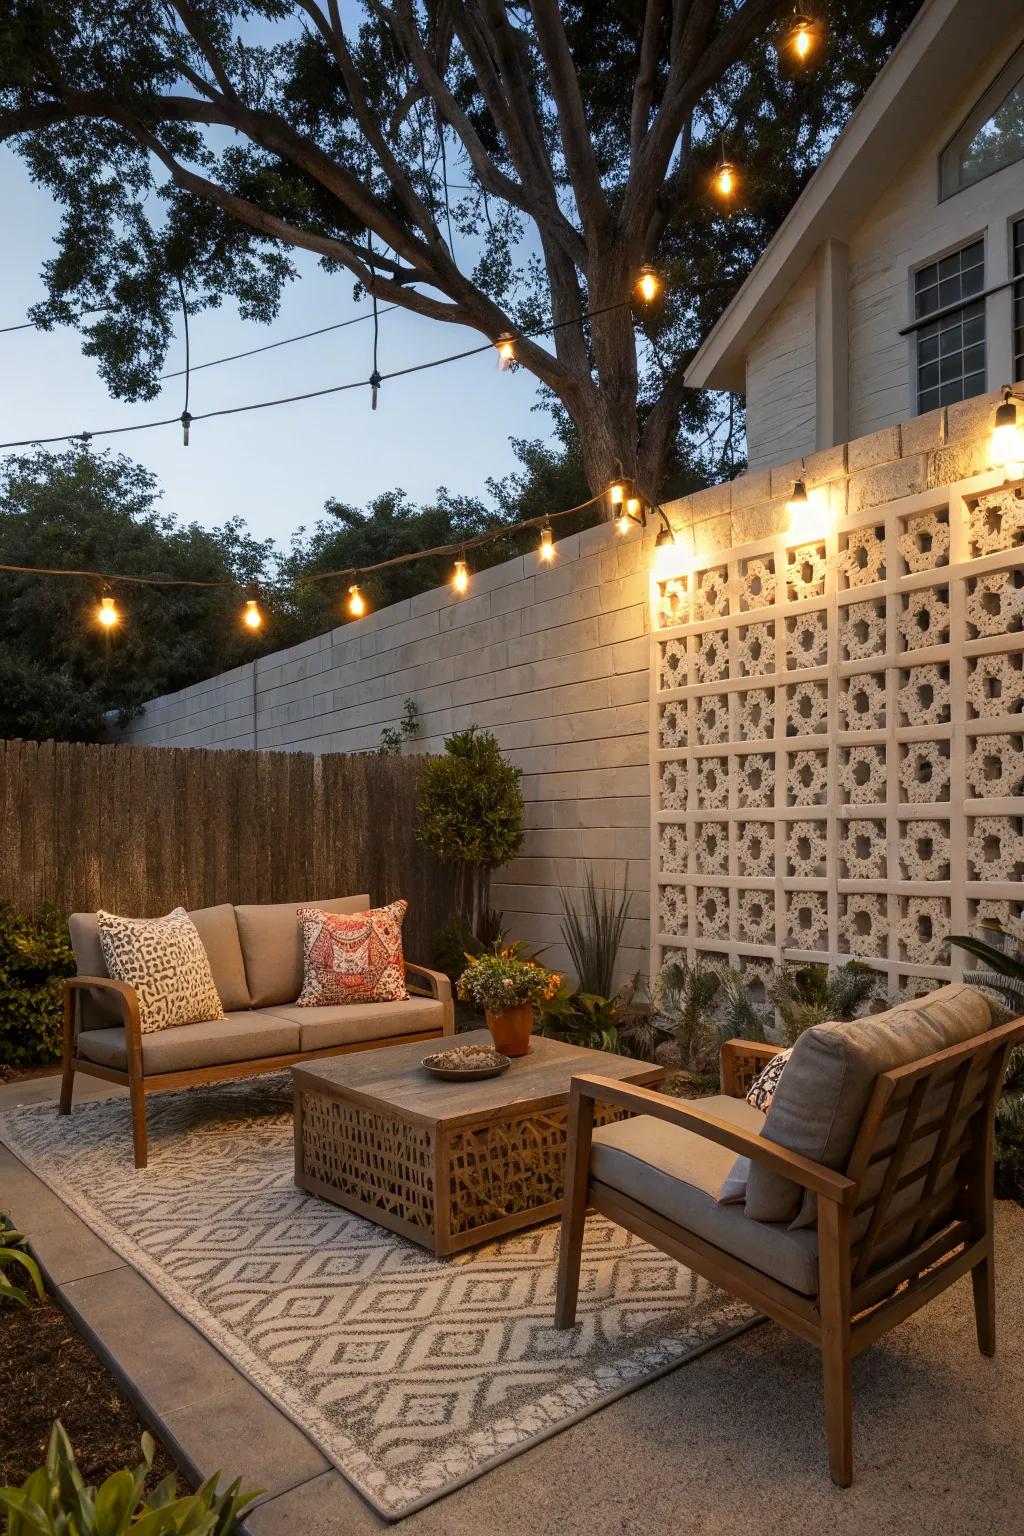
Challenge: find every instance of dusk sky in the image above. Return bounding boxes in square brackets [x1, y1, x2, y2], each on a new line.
[0, 145, 555, 549]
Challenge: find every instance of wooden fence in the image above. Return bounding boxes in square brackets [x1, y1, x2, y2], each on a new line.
[0, 739, 456, 964]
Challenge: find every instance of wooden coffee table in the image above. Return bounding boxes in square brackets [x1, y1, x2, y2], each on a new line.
[292, 1029, 663, 1256]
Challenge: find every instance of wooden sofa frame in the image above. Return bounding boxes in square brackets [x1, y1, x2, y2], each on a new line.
[60, 962, 454, 1169]
[556, 1019, 1024, 1487]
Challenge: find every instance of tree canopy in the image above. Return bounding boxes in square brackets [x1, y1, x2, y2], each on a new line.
[1, 0, 922, 499]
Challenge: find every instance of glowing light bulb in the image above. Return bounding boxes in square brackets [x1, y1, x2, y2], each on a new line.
[637, 267, 659, 302]
[653, 526, 692, 581]
[616, 512, 631, 537]
[992, 390, 1024, 475]
[538, 522, 555, 562]
[713, 160, 736, 200]
[243, 598, 262, 630]
[97, 594, 119, 629]
[496, 338, 515, 371]
[626, 496, 641, 520]
[348, 584, 366, 617]
[608, 481, 625, 508]
[452, 558, 469, 596]
[792, 20, 812, 58]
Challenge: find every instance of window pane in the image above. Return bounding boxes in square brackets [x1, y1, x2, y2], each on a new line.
[918, 361, 940, 391]
[959, 76, 1024, 188]
[916, 280, 986, 413]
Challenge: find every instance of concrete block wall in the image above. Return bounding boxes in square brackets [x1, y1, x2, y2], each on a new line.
[116, 386, 1008, 984]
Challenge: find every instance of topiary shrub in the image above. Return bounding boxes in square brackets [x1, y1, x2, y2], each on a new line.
[995, 1094, 1024, 1206]
[0, 903, 76, 1068]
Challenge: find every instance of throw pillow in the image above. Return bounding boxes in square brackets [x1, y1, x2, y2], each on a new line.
[97, 907, 226, 1034]
[745, 1048, 792, 1113]
[297, 899, 409, 1006]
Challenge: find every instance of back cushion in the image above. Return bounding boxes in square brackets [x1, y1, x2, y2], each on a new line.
[70, 904, 252, 1020]
[234, 896, 370, 1007]
[744, 984, 995, 1226]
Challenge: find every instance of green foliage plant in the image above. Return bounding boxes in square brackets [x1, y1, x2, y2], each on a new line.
[417, 728, 524, 933]
[559, 868, 632, 998]
[768, 960, 878, 1045]
[950, 923, 1024, 1011]
[0, 1218, 44, 1309]
[652, 957, 722, 1073]
[0, 903, 76, 1068]
[995, 1094, 1024, 1205]
[715, 967, 769, 1044]
[457, 953, 557, 1015]
[0, 1422, 259, 1536]
[374, 697, 420, 755]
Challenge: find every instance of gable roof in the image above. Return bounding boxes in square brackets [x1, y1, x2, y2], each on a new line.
[685, 0, 1024, 393]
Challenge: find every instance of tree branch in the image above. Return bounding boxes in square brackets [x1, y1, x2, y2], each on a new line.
[630, 0, 667, 156]
[166, 0, 240, 102]
[528, 0, 609, 235]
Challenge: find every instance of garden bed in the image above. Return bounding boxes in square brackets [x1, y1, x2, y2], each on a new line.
[0, 1292, 177, 1489]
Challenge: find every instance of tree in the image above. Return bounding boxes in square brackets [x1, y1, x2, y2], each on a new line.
[1, 2, 921, 501]
[0, 446, 276, 738]
[417, 726, 524, 932]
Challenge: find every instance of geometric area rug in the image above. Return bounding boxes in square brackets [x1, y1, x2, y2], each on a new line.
[1, 1076, 756, 1520]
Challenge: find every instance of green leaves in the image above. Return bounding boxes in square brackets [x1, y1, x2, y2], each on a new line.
[0, 1423, 260, 1536]
[0, 902, 75, 1067]
[0, 1219, 44, 1308]
[417, 727, 524, 874]
[558, 868, 631, 1000]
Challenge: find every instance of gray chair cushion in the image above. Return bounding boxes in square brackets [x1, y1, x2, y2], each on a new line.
[268, 997, 447, 1051]
[77, 1011, 299, 1074]
[234, 895, 370, 1007]
[745, 984, 995, 1225]
[590, 1096, 820, 1296]
[70, 904, 251, 1016]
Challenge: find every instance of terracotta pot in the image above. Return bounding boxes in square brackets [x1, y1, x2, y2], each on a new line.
[484, 1003, 534, 1056]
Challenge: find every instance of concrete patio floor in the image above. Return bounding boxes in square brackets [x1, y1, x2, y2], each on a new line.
[2, 1071, 1023, 1536]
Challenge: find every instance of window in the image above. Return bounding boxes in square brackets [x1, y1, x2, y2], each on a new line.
[914, 240, 986, 413]
[941, 49, 1024, 198]
[1015, 217, 1024, 385]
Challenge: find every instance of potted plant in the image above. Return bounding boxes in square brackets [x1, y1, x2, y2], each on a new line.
[457, 952, 559, 1055]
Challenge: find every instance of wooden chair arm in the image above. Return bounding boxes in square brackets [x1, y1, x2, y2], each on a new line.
[570, 1072, 855, 1208]
[720, 1038, 787, 1098]
[404, 962, 452, 1003]
[63, 976, 143, 1051]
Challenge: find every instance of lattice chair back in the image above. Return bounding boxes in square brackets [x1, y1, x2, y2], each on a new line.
[842, 1016, 1021, 1307]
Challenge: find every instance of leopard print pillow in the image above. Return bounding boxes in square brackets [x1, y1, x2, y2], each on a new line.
[97, 907, 225, 1034]
[745, 1048, 792, 1113]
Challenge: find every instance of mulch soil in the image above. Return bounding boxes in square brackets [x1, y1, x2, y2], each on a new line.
[0, 1293, 178, 1491]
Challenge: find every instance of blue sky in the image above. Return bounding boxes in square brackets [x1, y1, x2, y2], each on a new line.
[0, 146, 554, 548]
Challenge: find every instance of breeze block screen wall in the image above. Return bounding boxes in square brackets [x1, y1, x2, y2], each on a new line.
[651, 465, 1024, 1022]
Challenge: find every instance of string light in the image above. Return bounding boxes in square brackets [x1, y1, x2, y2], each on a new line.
[992, 387, 1024, 475]
[786, 12, 819, 63]
[636, 267, 660, 302]
[242, 595, 263, 630]
[496, 336, 515, 371]
[96, 592, 119, 629]
[713, 140, 738, 202]
[452, 557, 470, 596]
[348, 583, 366, 617]
[538, 521, 555, 562]
[608, 481, 626, 510]
[180, 410, 192, 447]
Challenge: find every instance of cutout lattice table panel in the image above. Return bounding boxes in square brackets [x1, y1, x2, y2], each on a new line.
[650, 472, 1024, 1009]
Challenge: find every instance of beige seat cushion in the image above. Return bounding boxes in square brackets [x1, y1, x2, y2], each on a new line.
[591, 1096, 820, 1296]
[235, 896, 370, 1007]
[745, 984, 995, 1225]
[69, 904, 251, 1020]
[77, 1011, 299, 1075]
[268, 997, 446, 1052]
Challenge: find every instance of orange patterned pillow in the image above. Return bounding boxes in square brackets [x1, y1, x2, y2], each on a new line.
[296, 900, 408, 1006]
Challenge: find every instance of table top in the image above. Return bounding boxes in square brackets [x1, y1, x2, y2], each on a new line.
[292, 1029, 664, 1130]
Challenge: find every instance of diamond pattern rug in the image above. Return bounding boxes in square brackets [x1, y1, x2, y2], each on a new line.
[1, 1076, 755, 1519]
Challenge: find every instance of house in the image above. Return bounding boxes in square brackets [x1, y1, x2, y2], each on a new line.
[686, 0, 1024, 470]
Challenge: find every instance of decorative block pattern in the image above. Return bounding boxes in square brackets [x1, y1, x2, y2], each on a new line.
[655, 575, 689, 629]
[653, 489, 1024, 1007]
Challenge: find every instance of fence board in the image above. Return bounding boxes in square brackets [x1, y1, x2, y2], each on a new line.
[0, 740, 454, 964]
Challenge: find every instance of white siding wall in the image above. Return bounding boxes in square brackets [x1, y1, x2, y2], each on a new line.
[115, 520, 658, 986]
[743, 260, 818, 469]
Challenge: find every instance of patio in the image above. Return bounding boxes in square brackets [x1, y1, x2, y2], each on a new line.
[4, 1070, 1024, 1536]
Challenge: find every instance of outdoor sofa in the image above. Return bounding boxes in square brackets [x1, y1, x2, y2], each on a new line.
[60, 895, 454, 1167]
[556, 983, 1024, 1487]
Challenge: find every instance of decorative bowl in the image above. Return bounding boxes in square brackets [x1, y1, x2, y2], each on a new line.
[421, 1045, 512, 1081]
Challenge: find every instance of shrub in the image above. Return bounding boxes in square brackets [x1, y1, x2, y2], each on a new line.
[768, 960, 878, 1045]
[0, 1422, 258, 1536]
[995, 1093, 1024, 1205]
[417, 727, 524, 933]
[0, 903, 76, 1068]
[652, 956, 722, 1073]
[0, 1216, 44, 1308]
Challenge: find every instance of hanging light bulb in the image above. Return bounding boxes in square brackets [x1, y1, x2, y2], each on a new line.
[538, 521, 555, 562]
[713, 153, 737, 201]
[786, 476, 822, 541]
[991, 387, 1024, 474]
[608, 481, 626, 511]
[181, 410, 192, 447]
[348, 583, 366, 617]
[496, 336, 515, 371]
[787, 12, 818, 63]
[787, 478, 809, 514]
[370, 370, 382, 410]
[242, 596, 263, 631]
[96, 592, 119, 629]
[636, 266, 660, 303]
[452, 557, 470, 596]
